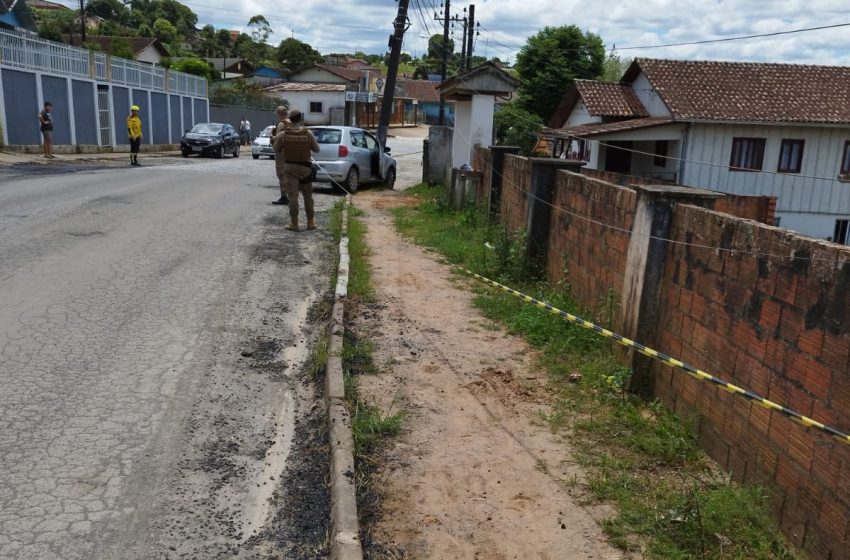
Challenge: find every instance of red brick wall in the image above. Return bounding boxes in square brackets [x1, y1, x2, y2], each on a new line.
[500, 154, 531, 233]
[547, 171, 636, 331]
[473, 145, 492, 209]
[651, 205, 850, 560]
[714, 195, 777, 225]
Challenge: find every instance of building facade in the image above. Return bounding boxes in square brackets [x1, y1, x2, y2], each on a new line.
[546, 59, 850, 240]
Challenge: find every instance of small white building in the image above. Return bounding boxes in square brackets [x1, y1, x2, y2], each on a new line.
[546, 58, 850, 241]
[262, 82, 346, 126]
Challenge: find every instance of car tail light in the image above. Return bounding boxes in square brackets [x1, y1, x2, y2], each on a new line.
[338, 145, 349, 157]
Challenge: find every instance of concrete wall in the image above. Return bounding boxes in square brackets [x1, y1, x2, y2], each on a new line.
[208, 105, 278, 136]
[424, 126, 453, 185]
[474, 145, 850, 560]
[0, 64, 208, 149]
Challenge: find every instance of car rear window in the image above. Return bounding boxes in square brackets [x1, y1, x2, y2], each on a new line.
[312, 128, 342, 144]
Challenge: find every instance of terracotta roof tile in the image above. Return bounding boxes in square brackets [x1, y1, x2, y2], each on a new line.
[574, 80, 649, 118]
[397, 79, 440, 103]
[634, 58, 850, 124]
[543, 117, 675, 139]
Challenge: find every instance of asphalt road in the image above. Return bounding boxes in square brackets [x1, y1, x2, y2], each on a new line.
[0, 155, 351, 559]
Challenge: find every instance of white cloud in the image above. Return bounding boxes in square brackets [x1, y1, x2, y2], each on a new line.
[54, 0, 850, 66]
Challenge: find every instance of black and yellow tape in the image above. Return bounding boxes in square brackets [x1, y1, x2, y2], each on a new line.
[460, 268, 850, 447]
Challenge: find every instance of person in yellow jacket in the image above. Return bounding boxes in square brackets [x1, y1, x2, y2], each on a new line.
[127, 105, 143, 166]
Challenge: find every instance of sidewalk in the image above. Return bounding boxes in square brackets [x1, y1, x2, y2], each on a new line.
[0, 149, 181, 167]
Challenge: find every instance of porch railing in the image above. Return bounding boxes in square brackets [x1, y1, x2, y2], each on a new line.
[0, 28, 206, 98]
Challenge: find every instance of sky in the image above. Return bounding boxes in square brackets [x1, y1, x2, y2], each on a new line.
[56, 0, 850, 67]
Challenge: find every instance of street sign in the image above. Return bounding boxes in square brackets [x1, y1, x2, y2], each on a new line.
[375, 78, 384, 91]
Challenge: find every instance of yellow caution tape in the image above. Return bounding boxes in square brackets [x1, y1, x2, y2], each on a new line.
[461, 268, 850, 447]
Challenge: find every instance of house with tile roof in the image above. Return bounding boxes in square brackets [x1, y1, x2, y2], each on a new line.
[545, 58, 850, 240]
[66, 35, 170, 64]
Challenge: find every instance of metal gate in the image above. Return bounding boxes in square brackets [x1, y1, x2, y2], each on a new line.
[97, 85, 111, 146]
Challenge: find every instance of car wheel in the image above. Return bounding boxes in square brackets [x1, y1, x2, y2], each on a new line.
[233, 145, 240, 158]
[215, 146, 223, 159]
[181, 150, 188, 158]
[252, 154, 259, 160]
[344, 167, 359, 194]
[384, 167, 396, 190]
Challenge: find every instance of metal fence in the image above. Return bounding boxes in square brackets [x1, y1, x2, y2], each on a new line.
[0, 28, 206, 97]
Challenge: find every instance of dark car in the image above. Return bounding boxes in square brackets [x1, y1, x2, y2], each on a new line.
[181, 123, 240, 158]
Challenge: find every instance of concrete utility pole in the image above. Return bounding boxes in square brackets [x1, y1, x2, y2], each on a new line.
[376, 0, 410, 153]
[459, 8, 467, 72]
[466, 4, 475, 71]
[437, 0, 450, 125]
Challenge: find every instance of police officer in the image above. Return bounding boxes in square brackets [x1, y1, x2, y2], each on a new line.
[273, 109, 319, 231]
[127, 105, 143, 166]
[271, 106, 291, 205]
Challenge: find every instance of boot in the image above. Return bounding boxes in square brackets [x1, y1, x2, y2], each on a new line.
[272, 195, 289, 205]
[306, 218, 316, 230]
[285, 220, 300, 232]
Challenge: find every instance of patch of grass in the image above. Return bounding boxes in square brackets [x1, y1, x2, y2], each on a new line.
[347, 209, 375, 303]
[391, 186, 799, 560]
[308, 335, 329, 381]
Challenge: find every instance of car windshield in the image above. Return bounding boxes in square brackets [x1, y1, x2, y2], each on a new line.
[259, 126, 274, 137]
[312, 128, 342, 144]
[191, 124, 223, 134]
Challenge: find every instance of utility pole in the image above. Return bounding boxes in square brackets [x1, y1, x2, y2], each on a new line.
[377, 0, 410, 154]
[79, 0, 87, 43]
[459, 8, 467, 73]
[436, 0, 450, 125]
[465, 4, 475, 71]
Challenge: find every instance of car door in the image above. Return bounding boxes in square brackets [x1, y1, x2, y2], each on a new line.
[363, 132, 381, 179]
[348, 130, 373, 177]
[225, 125, 237, 151]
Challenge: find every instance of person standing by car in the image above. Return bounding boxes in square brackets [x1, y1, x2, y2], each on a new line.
[127, 105, 143, 166]
[274, 109, 319, 231]
[38, 102, 55, 159]
[239, 116, 251, 146]
[271, 106, 291, 206]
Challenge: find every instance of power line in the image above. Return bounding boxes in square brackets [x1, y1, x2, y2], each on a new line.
[615, 21, 850, 50]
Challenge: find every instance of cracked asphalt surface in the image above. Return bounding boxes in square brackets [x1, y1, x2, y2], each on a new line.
[0, 155, 341, 559]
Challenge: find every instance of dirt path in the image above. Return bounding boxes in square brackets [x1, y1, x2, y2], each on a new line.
[351, 191, 625, 560]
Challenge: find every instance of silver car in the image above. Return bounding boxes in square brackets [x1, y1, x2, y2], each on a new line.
[308, 126, 396, 192]
[251, 125, 276, 159]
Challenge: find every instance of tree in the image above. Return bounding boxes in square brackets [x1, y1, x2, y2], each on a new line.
[152, 18, 177, 44]
[247, 15, 272, 45]
[86, 0, 130, 24]
[514, 25, 605, 121]
[276, 38, 323, 71]
[427, 33, 454, 60]
[493, 102, 544, 156]
[171, 57, 212, 80]
[108, 36, 135, 59]
[602, 52, 631, 81]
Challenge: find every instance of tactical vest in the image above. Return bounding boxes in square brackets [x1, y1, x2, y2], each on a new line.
[283, 129, 312, 163]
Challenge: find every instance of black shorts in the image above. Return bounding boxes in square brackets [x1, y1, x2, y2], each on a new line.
[130, 138, 141, 153]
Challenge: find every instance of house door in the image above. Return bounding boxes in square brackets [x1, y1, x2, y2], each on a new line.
[97, 85, 112, 146]
[605, 141, 633, 174]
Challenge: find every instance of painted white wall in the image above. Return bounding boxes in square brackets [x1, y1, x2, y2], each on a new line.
[682, 122, 850, 216]
[264, 90, 345, 125]
[452, 100, 472, 168]
[631, 72, 671, 118]
[775, 212, 848, 241]
[628, 140, 680, 181]
[565, 101, 599, 127]
[136, 46, 162, 65]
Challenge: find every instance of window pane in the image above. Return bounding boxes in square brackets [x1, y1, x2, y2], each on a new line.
[842, 142, 850, 174]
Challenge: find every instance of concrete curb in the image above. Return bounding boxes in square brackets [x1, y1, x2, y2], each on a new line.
[327, 196, 364, 560]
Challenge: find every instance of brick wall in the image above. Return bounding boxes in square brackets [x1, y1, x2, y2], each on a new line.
[478, 151, 850, 559]
[651, 205, 850, 559]
[500, 154, 532, 233]
[547, 171, 636, 331]
[473, 145, 492, 209]
[581, 168, 776, 225]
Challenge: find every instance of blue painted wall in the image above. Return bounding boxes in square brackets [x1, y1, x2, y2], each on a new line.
[182, 96, 192, 132]
[2, 68, 40, 145]
[112, 86, 130, 143]
[72, 80, 98, 145]
[131, 89, 149, 142]
[40, 75, 70, 145]
[150, 92, 168, 144]
[169, 94, 181, 143]
[193, 98, 208, 124]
